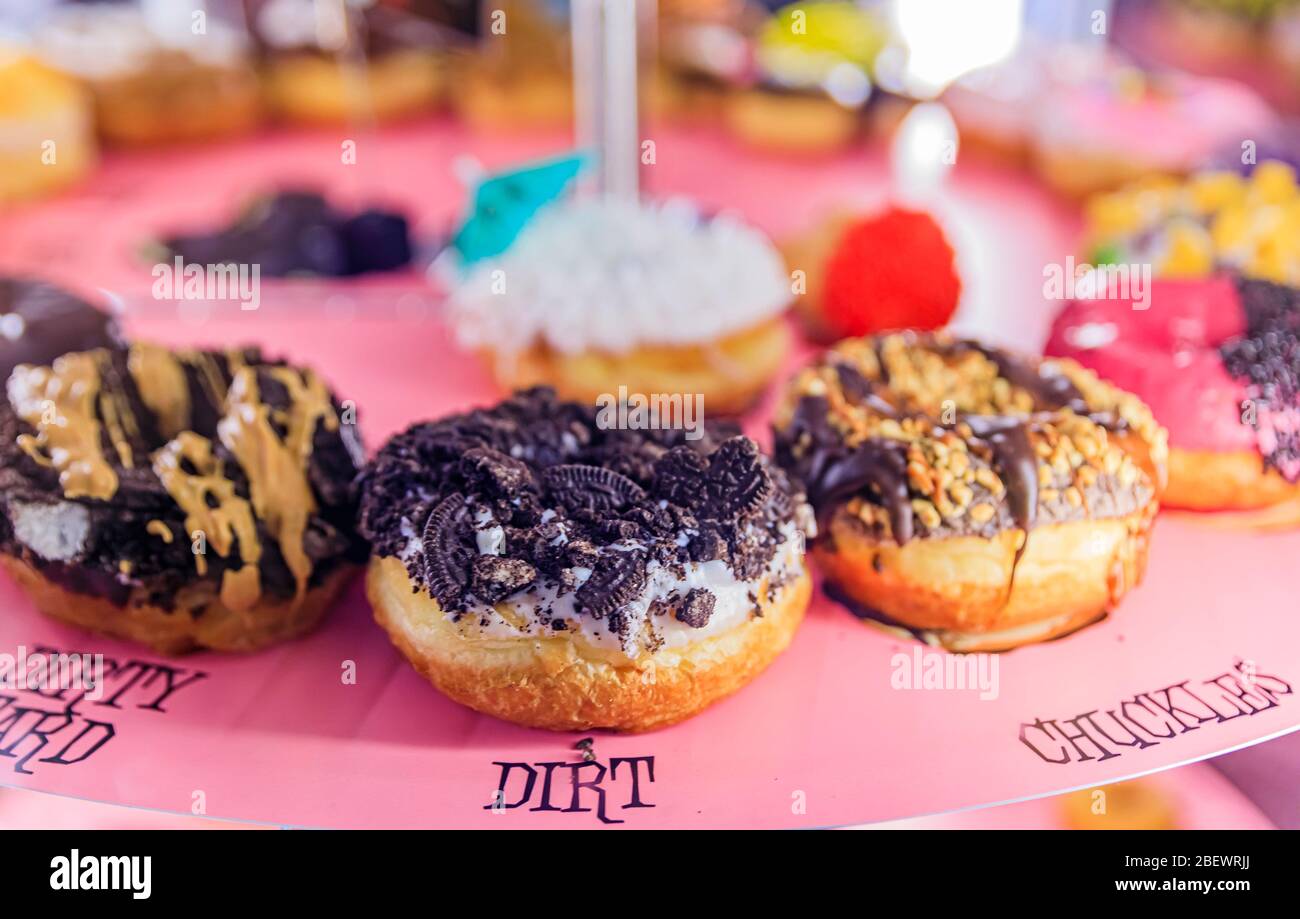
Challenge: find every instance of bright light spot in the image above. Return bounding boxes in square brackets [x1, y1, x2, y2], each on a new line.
[890, 102, 958, 202]
[893, 0, 1023, 97]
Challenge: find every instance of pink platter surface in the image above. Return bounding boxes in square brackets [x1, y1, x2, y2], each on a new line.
[0, 121, 1295, 828]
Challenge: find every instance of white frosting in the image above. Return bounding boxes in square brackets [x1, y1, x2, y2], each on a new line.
[402, 517, 806, 659]
[445, 197, 791, 356]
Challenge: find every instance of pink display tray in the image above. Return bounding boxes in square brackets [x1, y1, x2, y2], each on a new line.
[0, 306, 1295, 828]
[0, 123, 1295, 827]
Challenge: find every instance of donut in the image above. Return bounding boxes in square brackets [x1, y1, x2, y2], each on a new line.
[0, 343, 366, 654]
[357, 387, 813, 732]
[723, 2, 883, 156]
[248, 0, 445, 126]
[445, 197, 792, 415]
[1083, 162, 1300, 286]
[1032, 65, 1274, 200]
[35, 7, 262, 147]
[1047, 274, 1300, 524]
[773, 333, 1167, 652]
[448, 0, 571, 131]
[0, 53, 96, 205]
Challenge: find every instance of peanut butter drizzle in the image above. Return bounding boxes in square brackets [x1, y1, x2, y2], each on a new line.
[7, 350, 119, 500]
[97, 388, 136, 469]
[217, 366, 336, 602]
[128, 343, 191, 439]
[151, 431, 263, 611]
[146, 520, 174, 544]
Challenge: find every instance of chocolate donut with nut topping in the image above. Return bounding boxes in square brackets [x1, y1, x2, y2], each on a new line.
[357, 387, 813, 732]
[0, 342, 366, 653]
[773, 332, 1168, 652]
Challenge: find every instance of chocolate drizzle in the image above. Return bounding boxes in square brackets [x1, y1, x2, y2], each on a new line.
[775, 333, 1157, 569]
[962, 415, 1038, 544]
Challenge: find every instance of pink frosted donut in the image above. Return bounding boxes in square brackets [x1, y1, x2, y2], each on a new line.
[1037, 71, 1272, 170]
[1046, 275, 1300, 518]
[1032, 67, 1276, 198]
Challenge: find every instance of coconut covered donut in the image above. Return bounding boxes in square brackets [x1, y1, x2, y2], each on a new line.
[445, 197, 792, 415]
[357, 388, 813, 732]
[0, 342, 366, 654]
[773, 332, 1168, 652]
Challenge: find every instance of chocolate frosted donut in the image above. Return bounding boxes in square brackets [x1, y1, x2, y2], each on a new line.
[0, 343, 366, 653]
[774, 332, 1168, 652]
[0, 278, 121, 384]
[358, 387, 813, 732]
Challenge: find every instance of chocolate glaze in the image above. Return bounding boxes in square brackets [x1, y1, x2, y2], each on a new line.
[0, 279, 121, 386]
[775, 334, 1145, 552]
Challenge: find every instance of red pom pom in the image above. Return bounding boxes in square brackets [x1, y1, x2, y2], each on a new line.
[820, 207, 961, 338]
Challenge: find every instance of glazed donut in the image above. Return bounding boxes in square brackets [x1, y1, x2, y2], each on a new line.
[445, 197, 792, 415]
[1047, 275, 1300, 525]
[357, 387, 813, 732]
[0, 342, 366, 654]
[773, 332, 1168, 652]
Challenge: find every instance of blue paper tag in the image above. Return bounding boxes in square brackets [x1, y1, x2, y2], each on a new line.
[451, 153, 590, 265]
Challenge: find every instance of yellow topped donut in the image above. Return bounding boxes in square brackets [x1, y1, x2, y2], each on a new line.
[1085, 161, 1300, 284]
[0, 52, 95, 205]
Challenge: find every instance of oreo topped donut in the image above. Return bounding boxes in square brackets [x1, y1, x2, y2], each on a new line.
[0, 343, 366, 653]
[358, 387, 813, 732]
[774, 332, 1167, 652]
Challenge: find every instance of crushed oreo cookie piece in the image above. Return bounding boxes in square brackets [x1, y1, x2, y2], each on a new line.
[422, 494, 473, 609]
[652, 446, 709, 508]
[471, 555, 537, 604]
[675, 588, 716, 628]
[461, 447, 534, 496]
[1221, 277, 1300, 481]
[705, 437, 773, 518]
[543, 463, 647, 512]
[575, 550, 648, 619]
